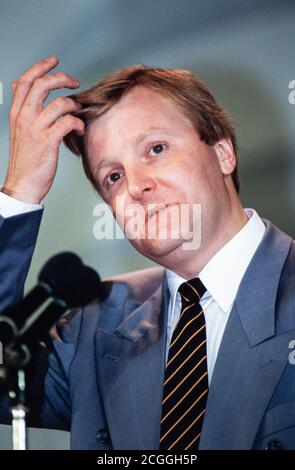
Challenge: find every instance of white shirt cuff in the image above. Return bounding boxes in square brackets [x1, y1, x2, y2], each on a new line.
[0, 191, 43, 218]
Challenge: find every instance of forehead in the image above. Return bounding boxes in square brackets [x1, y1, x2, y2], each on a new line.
[84, 86, 195, 153]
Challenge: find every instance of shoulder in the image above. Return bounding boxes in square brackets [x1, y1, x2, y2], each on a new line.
[55, 265, 165, 343]
[102, 266, 165, 303]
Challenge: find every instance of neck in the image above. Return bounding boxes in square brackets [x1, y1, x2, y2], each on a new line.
[161, 200, 248, 280]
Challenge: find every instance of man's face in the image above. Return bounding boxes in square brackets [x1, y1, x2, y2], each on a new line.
[84, 86, 234, 267]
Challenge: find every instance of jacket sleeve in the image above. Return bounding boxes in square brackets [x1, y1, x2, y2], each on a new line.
[36, 309, 83, 431]
[0, 210, 43, 312]
[0, 211, 81, 432]
[0, 209, 43, 424]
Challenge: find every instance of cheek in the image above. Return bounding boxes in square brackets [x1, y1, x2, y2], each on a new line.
[171, 158, 204, 195]
[164, 154, 196, 183]
[109, 195, 133, 229]
[110, 200, 123, 226]
[186, 151, 222, 189]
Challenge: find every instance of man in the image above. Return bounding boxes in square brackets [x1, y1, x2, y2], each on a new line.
[0, 56, 295, 450]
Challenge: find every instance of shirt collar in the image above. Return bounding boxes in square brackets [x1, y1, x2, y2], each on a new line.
[166, 208, 266, 313]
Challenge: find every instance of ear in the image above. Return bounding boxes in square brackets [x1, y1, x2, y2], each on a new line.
[213, 139, 237, 176]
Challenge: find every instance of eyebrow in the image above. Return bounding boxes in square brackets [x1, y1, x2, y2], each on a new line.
[95, 158, 117, 172]
[133, 126, 173, 145]
[95, 126, 172, 173]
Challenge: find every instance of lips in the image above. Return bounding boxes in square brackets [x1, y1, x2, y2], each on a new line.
[145, 203, 172, 223]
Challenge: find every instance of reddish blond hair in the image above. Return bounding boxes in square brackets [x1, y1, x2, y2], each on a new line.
[64, 64, 239, 192]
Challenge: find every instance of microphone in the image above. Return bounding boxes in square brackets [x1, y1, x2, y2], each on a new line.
[0, 252, 101, 349]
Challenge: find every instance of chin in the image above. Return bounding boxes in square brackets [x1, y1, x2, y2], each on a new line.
[131, 237, 184, 261]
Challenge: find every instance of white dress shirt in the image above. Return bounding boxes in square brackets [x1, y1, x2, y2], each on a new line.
[0, 190, 42, 218]
[165, 209, 266, 384]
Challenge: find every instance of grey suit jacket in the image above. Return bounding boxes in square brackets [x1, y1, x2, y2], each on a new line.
[0, 211, 295, 450]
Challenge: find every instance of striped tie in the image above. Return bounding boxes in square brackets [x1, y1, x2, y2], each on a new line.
[159, 277, 208, 450]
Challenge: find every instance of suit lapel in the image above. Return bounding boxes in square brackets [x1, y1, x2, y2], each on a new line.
[94, 274, 170, 450]
[199, 221, 293, 449]
[199, 305, 295, 449]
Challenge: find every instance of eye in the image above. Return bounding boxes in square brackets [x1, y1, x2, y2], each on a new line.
[105, 169, 124, 187]
[149, 143, 166, 156]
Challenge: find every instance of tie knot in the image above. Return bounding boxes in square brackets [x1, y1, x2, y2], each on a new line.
[178, 277, 206, 303]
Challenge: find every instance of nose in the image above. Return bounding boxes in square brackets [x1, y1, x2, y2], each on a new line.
[126, 164, 156, 200]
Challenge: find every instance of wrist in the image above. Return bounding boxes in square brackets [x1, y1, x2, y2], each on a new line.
[2, 182, 44, 204]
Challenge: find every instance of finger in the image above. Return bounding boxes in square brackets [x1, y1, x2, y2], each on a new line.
[49, 115, 85, 145]
[10, 56, 58, 123]
[19, 72, 80, 120]
[35, 96, 81, 129]
[11, 80, 17, 95]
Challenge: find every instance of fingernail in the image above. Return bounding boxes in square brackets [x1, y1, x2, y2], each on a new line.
[46, 55, 58, 63]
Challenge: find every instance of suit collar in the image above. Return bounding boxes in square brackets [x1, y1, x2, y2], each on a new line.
[235, 219, 292, 347]
[115, 270, 168, 342]
[199, 208, 265, 312]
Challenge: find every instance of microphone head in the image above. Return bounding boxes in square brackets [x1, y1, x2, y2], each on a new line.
[38, 252, 101, 308]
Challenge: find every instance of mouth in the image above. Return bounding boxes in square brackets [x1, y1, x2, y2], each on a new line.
[145, 203, 173, 223]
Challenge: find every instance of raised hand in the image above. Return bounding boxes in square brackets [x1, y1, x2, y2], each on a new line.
[3, 56, 84, 203]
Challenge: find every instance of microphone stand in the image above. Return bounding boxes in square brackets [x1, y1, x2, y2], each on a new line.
[10, 370, 28, 450]
[4, 345, 31, 450]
